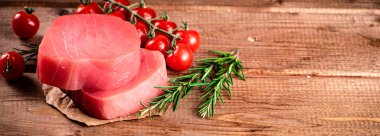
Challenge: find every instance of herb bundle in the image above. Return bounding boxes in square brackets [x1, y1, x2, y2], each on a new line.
[138, 49, 245, 118]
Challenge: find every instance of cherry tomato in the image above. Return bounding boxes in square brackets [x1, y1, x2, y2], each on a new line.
[0, 52, 25, 80]
[145, 35, 170, 54]
[152, 20, 177, 39]
[135, 22, 149, 47]
[109, 11, 127, 21]
[133, 7, 156, 22]
[12, 7, 39, 39]
[75, 2, 103, 14]
[104, 0, 130, 16]
[174, 29, 201, 52]
[165, 43, 193, 71]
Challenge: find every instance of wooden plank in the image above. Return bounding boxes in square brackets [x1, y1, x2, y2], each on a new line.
[0, 0, 380, 135]
[1, 0, 380, 9]
[1, 74, 380, 135]
[1, 7, 379, 77]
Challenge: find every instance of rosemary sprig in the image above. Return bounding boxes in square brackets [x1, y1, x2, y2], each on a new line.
[13, 43, 39, 60]
[198, 49, 245, 118]
[137, 49, 245, 118]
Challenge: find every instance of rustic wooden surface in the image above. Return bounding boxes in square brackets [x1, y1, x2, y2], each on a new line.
[1, 0, 380, 135]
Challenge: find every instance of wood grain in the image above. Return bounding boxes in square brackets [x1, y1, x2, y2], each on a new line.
[1, 0, 380, 9]
[0, 0, 380, 135]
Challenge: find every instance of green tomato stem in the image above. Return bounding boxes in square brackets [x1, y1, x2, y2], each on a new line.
[106, 0, 182, 53]
[24, 7, 35, 14]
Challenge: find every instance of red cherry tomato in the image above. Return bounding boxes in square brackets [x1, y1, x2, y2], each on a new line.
[165, 43, 193, 71]
[12, 7, 39, 39]
[109, 11, 127, 21]
[152, 20, 177, 39]
[0, 52, 25, 80]
[133, 7, 156, 22]
[75, 2, 103, 14]
[104, 0, 130, 16]
[135, 22, 149, 47]
[145, 35, 170, 54]
[174, 29, 201, 52]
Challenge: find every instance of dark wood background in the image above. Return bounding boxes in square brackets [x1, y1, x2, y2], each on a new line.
[1, 0, 380, 135]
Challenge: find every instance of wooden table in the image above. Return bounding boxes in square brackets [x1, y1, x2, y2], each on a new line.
[1, 0, 380, 135]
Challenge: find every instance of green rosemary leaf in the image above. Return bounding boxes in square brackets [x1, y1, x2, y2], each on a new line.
[162, 90, 172, 94]
[220, 59, 234, 65]
[195, 57, 218, 62]
[232, 68, 245, 81]
[189, 82, 209, 87]
[199, 89, 212, 100]
[240, 64, 246, 75]
[209, 50, 229, 56]
[140, 101, 148, 108]
[189, 67, 204, 71]
[160, 100, 169, 113]
[201, 65, 213, 81]
[236, 61, 244, 69]
[204, 80, 217, 91]
[229, 72, 234, 85]
[158, 97, 168, 111]
[172, 91, 181, 111]
[154, 86, 178, 89]
[182, 86, 193, 98]
[169, 74, 195, 82]
[214, 56, 233, 63]
[222, 82, 232, 97]
[228, 63, 235, 74]
[219, 92, 224, 104]
[199, 98, 210, 109]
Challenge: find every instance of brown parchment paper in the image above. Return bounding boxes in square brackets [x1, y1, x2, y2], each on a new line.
[42, 84, 161, 126]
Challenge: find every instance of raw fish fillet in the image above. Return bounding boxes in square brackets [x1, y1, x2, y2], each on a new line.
[70, 49, 168, 120]
[37, 14, 141, 90]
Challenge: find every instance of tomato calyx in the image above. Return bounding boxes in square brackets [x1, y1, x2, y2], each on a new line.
[80, 0, 91, 5]
[180, 22, 189, 31]
[130, 15, 137, 24]
[106, 2, 114, 13]
[138, 0, 147, 8]
[24, 7, 35, 14]
[3, 58, 11, 75]
[161, 11, 169, 21]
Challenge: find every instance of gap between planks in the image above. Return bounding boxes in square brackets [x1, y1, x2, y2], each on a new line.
[248, 69, 380, 79]
[23, 67, 380, 79]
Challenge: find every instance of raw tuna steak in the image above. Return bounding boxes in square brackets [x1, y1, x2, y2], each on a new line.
[71, 49, 168, 120]
[37, 14, 141, 90]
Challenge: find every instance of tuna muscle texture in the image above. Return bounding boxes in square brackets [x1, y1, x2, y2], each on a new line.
[71, 49, 168, 120]
[37, 14, 141, 90]
[38, 14, 169, 120]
